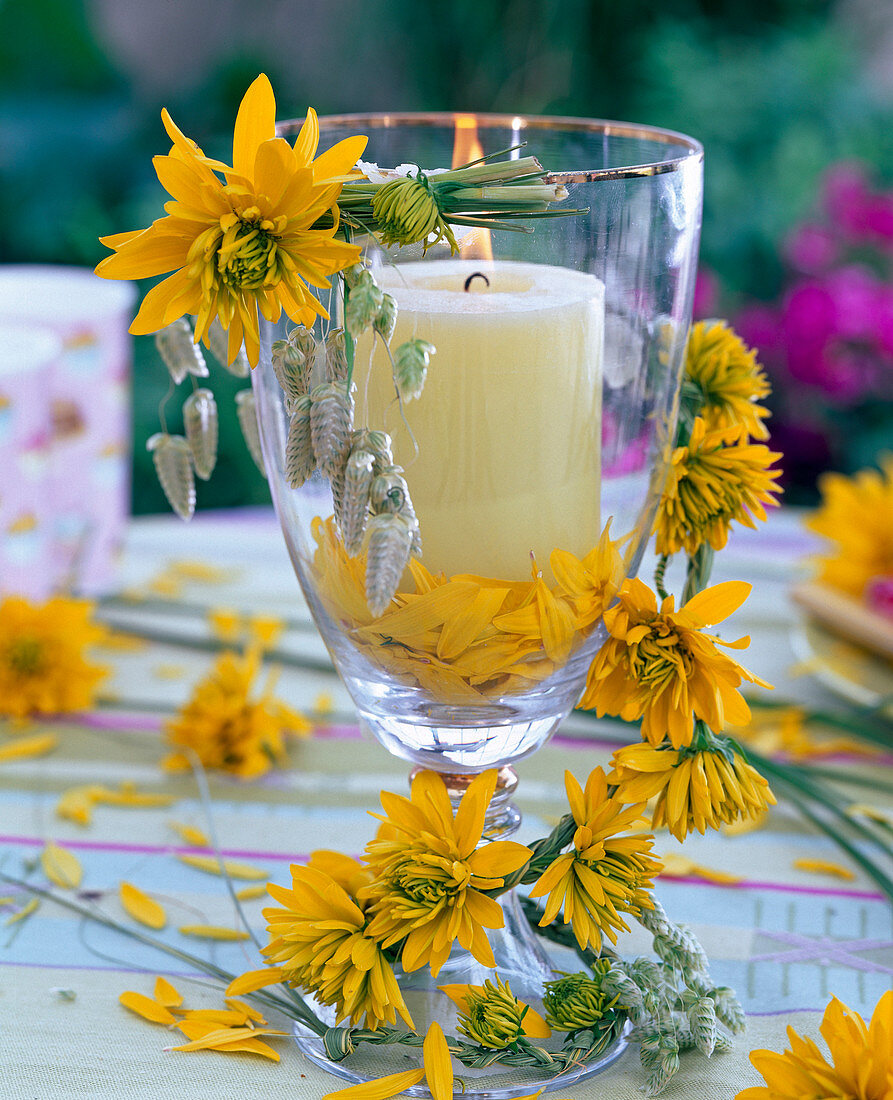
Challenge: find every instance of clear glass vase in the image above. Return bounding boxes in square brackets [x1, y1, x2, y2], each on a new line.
[253, 112, 703, 1095]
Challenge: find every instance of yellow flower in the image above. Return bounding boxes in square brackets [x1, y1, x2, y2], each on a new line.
[654, 417, 782, 557]
[581, 577, 769, 749]
[0, 596, 107, 719]
[163, 647, 310, 778]
[439, 976, 551, 1048]
[528, 768, 660, 953]
[95, 74, 366, 366]
[685, 320, 771, 440]
[736, 990, 893, 1100]
[549, 521, 625, 632]
[359, 770, 532, 977]
[260, 861, 414, 1031]
[609, 741, 776, 842]
[805, 456, 893, 599]
[321, 1021, 550, 1100]
[542, 970, 614, 1032]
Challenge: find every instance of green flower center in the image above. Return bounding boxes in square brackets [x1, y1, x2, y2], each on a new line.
[460, 984, 526, 1048]
[215, 207, 287, 290]
[543, 972, 608, 1031]
[628, 620, 693, 687]
[393, 851, 468, 904]
[6, 638, 46, 676]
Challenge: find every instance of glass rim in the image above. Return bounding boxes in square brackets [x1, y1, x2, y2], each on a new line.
[275, 111, 703, 182]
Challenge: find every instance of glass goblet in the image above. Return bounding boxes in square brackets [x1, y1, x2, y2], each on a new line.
[253, 112, 703, 1095]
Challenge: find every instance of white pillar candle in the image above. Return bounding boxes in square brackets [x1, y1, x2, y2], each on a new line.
[356, 259, 604, 582]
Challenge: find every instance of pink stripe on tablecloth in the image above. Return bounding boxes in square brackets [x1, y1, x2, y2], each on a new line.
[0, 834, 308, 863]
[659, 874, 884, 901]
[1, 833, 885, 901]
[62, 710, 164, 733]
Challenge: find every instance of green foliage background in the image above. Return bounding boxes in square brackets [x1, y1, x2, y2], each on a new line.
[2, 0, 891, 512]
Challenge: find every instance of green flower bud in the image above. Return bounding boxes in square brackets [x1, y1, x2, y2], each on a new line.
[543, 972, 609, 1032]
[371, 175, 459, 252]
[456, 977, 528, 1049]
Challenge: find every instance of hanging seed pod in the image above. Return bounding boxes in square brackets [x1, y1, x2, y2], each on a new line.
[345, 271, 383, 338]
[147, 433, 195, 520]
[400, 484, 423, 556]
[310, 381, 354, 478]
[324, 328, 349, 382]
[285, 394, 315, 489]
[341, 265, 365, 291]
[371, 464, 422, 554]
[373, 293, 398, 344]
[341, 450, 375, 556]
[182, 388, 218, 480]
[365, 512, 413, 616]
[235, 390, 267, 478]
[393, 338, 434, 402]
[272, 332, 316, 399]
[370, 466, 407, 514]
[331, 462, 347, 527]
[351, 429, 393, 474]
[155, 318, 209, 384]
[206, 317, 249, 377]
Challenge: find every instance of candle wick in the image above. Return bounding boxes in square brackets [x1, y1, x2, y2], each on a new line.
[463, 272, 490, 292]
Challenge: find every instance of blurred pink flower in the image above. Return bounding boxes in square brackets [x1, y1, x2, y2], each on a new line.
[784, 222, 837, 273]
[734, 303, 785, 360]
[692, 268, 719, 318]
[822, 162, 873, 237]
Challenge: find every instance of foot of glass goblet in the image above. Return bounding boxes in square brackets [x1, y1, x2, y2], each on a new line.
[291, 889, 631, 1099]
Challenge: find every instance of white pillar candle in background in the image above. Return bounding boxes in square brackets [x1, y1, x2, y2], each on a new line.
[0, 324, 61, 599]
[357, 259, 604, 581]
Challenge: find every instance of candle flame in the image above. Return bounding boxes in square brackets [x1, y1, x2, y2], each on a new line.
[452, 114, 493, 262]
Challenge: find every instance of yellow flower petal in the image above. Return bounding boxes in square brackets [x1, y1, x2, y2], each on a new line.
[232, 76, 276, 178]
[153, 976, 182, 1008]
[657, 852, 743, 884]
[5, 897, 39, 926]
[235, 883, 268, 901]
[119, 990, 177, 1025]
[0, 733, 58, 763]
[423, 1021, 454, 1100]
[321, 1068, 426, 1100]
[177, 854, 269, 880]
[165, 1025, 287, 1052]
[792, 858, 856, 881]
[521, 1007, 552, 1039]
[168, 821, 210, 847]
[226, 967, 285, 996]
[120, 882, 167, 929]
[178, 924, 251, 941]
[41, 842, 83, 889]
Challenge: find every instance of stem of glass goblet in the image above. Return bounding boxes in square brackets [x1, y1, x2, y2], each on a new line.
[410, 764, 522, 839]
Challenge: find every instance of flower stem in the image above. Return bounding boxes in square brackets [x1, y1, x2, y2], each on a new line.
[0, 868, 327, 1034]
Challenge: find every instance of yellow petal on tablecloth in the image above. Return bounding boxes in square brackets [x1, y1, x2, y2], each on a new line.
[0, 734, 58, 763]
[793, 858, 856, 881]
[178, 924, 251, 941]
[153, 976, 182, 1008]
[120, 882, 167, 929]
[177, 853, 269, 880]
[41, 842, 83, 889]
[119, 990, 177, 1025]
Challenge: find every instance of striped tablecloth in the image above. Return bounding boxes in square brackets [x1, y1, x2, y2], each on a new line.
[2, 508, 891, 1099]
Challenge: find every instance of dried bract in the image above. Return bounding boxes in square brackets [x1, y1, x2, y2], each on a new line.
[182, 389, 218, 480]
[147, 433, 195, 520]
[155, 318, 209, 384]
[235, 390, 267, 478]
